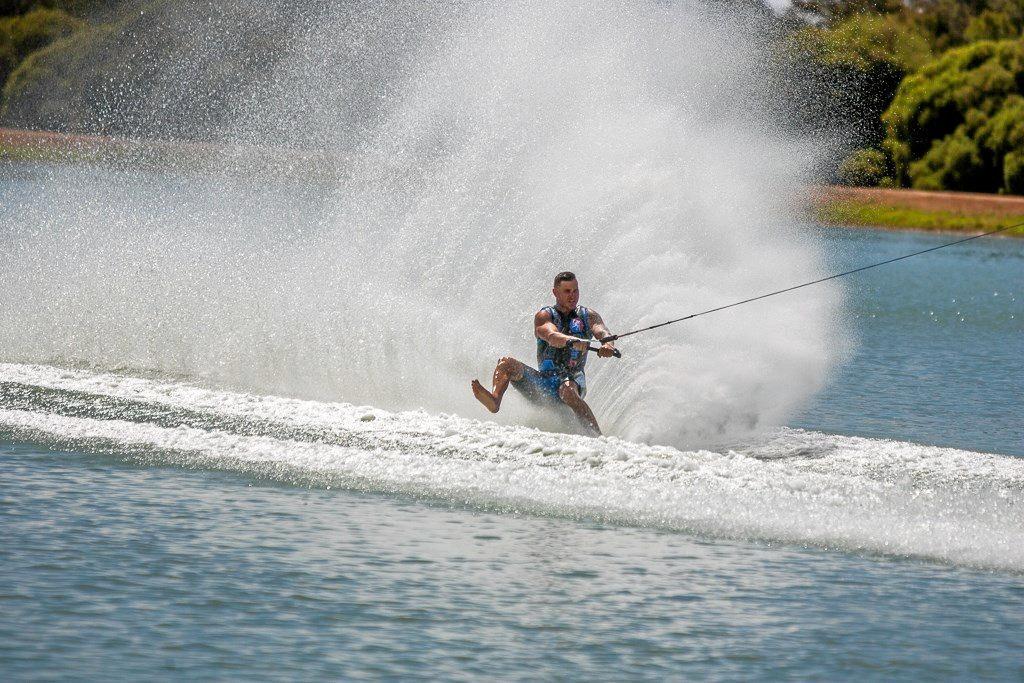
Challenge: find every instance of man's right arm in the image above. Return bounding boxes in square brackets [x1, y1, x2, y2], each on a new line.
[535, 311, 588, 349]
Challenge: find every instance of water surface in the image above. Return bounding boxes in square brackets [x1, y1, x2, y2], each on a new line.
[2, 226, 1023, 680]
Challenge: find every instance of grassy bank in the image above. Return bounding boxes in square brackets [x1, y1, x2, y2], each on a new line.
[814, 187, 1024, 237]
[0, 127, 341, 182]
[0, 127, 217, 168]
[818, 200, 1024, 236]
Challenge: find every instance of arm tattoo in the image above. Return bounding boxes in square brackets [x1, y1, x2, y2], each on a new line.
[590, 310, 612, 339]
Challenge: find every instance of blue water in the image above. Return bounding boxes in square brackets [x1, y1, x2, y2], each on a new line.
[795, 227, 1023, 457]
[3, 442, 1023, 680]
[2, 226, 1023, 680]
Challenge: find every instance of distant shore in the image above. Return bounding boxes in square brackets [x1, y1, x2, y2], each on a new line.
[4, 127, 1024, 237]
[0, 126, 199, 164]
[0, 127, 336, 179]
[813, 186, 1024, 238]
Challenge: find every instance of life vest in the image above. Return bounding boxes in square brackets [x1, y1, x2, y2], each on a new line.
[536, 305, 592, 375]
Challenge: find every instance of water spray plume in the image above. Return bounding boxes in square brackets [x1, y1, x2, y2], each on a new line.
[0, 1, 845, 447]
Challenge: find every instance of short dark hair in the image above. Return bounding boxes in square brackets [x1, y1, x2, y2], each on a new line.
[553, 271, 577, 287]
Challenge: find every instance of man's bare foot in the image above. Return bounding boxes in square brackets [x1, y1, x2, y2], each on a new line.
[471, 379, 500, 413]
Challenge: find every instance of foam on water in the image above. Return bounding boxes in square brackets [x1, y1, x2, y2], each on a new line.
[3, 363, 1021, 572]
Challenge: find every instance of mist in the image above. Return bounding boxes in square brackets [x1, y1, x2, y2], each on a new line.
[0, 0, 845, 447]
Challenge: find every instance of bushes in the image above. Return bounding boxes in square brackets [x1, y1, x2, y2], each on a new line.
[839, 147, 890, 186]
[0, 7, 84, 87]
[1004, 150, 1024, 193]
[0, 7, 83, 53]
[882, 39, 1024, 193]
[2, 0, 294, 139]
[0, 2, 124, 19]
[787, 1, 1024, 194]
[1, 21, 110, 130]
[908, 129, 986, 191]
[965, 9, 1021, 42]
[790, 13, 932, 147]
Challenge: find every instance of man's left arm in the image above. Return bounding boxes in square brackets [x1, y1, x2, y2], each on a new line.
[589, 310, 617, 358]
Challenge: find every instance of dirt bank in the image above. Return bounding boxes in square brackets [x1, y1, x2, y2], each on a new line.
[812, 186, 1024, 237]
[816, 186, 1024, 216]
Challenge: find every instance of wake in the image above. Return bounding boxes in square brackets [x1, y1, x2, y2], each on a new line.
[2, 363, 1021, 572]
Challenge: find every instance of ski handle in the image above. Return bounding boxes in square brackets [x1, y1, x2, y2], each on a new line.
[583, 341, 622, 358]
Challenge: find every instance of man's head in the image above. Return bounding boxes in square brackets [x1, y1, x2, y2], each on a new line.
[552, 271, 579, 311]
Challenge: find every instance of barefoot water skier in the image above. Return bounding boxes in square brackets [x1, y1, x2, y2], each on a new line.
[471, 271, 617, 435]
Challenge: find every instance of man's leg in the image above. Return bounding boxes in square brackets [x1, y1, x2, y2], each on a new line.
[472, 357, 525, 413]
[557, 380, 601, 435]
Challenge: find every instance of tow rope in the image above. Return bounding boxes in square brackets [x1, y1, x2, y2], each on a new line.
[590, 222, 1021, 355]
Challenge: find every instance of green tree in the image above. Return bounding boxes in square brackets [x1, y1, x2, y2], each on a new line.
[790, 12, 932, 147]
[838, 147, 891, 185]
[0, 7, 83, 87]
[786, 1, 1020, 51]
[909, 128, 985, 190]
[0, 1, 125, 19]
[786, 0, 904, 25]
[1, 21, 109, 130]
[1, 0, 293, 139]
[906, 0, 981, 51]
[964, 8, 1022, 41]
[882, 39, 1024, 192]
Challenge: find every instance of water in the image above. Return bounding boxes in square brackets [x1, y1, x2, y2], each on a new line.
[796, 227, 1023, 457]
[2, 442, 1023, 681]
[1, 0, 1023, 676]
[1, 225, 1023, 679]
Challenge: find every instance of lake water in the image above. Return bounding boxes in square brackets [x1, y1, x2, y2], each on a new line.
[2, 175, 1023, 679]
[794, 226, 1022, 458]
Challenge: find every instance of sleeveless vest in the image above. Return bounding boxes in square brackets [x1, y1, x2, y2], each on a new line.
[536, 306, 592, 375]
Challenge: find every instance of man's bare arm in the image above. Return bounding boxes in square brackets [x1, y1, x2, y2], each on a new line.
[535, 310, 587, 349]
[589, 310, 617, 357]
[589, 310, 615, 344]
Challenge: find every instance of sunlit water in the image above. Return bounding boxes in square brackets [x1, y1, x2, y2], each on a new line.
[1, 0, 1022, 674]
[2, 442, 1022, 681]
[795, 226, 1022, 457]
[1, 223, 1022, 679]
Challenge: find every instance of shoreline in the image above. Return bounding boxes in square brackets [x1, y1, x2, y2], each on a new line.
[4, 127, 1023, 237]
[812, 185, 1024, 238]
[0, 126, 340, 180]
[819, 221, 1022, 240]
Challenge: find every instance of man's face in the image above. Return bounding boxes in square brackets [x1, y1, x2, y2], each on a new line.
[553, 279, 580, 310]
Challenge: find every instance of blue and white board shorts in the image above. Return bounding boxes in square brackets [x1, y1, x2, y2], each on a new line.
[512, 365, 587, 404]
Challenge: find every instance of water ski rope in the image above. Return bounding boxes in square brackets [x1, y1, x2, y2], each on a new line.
[592, 222, 1021, 350]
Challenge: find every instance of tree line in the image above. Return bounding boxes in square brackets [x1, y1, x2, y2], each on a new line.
[785, 0, 1024, 193]
[2, 0, 1023, 194]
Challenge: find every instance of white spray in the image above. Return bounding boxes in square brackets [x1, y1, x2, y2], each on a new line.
[0, 1, 845, 447]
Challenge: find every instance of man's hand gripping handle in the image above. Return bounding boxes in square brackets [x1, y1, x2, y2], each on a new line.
[585, 338, 622, 359]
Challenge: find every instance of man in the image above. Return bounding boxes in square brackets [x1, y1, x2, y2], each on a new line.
[471, 271, 617, 435]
